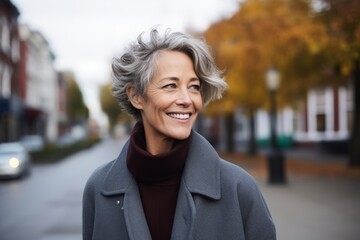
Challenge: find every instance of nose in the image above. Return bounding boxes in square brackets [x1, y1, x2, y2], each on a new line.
[175, 88, 192, 107]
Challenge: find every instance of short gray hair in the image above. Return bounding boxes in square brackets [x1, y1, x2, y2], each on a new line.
[112, 27, 227, 120]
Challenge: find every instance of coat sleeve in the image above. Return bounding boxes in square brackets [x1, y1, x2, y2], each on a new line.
[237, 174, 276, 240]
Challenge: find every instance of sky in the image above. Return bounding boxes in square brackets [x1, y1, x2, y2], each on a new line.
[12, 0, 240, 128]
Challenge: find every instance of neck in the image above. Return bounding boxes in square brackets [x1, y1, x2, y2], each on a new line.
[145, 134, 175, 155]
[127, 121, 191, 182]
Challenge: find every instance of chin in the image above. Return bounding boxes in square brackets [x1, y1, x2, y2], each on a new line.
[167, 127, 192, 140]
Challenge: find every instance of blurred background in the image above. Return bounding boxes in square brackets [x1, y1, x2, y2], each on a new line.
[0, 0, 359, 239]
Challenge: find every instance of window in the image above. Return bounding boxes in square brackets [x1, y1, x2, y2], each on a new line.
[11, 38, 20, 62]
[347, 110, 353, 132]
[1, 66, 11, 97]
[316, 89, 326, 113]
[346, 86, 353, 132]
[1, 18, 10, 53]
[316, 113, 326, 132]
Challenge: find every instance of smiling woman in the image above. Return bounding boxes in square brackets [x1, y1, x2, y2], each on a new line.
[126, 50, 203, 154]
[82, 27, 276, 240]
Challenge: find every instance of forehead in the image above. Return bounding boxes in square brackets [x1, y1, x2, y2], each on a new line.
[152, 50, 195, 73]
[155, 50, 192, 63]
[145, 50, 199, 89]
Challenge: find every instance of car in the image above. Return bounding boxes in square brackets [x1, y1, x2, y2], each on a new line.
[0, 142, 31, 179]
[57, 134, 77, 147]
[20, 135, 44, 151]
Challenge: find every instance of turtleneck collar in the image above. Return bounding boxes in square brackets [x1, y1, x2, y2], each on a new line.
[126, 122, 190, 183]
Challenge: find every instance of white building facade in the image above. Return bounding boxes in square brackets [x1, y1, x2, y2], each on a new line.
[19, 25, 59, 142]
[232, 84, 353, 149]
[293, 86, 352, 142]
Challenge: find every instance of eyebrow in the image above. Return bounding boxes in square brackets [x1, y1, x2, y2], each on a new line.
[190, 77, 201, 82]
[160, 77, 200, 82]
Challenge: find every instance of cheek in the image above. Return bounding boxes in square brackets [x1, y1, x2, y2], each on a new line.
[143, 90, 168, 109]
[147, 96, 171, 112]
[195, 96, 203, 110]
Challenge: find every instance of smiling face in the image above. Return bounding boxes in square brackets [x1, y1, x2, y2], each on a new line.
[128, 50, 203, 154]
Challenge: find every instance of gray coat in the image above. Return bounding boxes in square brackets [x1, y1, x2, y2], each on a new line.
[83, 131, 276, 240]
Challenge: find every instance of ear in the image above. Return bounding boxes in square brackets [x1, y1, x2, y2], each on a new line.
[126, 85, 143, 110]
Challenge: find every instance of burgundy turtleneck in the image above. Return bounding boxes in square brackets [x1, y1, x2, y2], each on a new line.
[126, 122, 190, 240]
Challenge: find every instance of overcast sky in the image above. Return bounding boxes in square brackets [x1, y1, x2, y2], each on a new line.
[12, 0, 240, 127]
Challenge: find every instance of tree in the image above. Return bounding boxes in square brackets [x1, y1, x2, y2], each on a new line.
[316, 0, 360, 166]
[64, 71, 89, 123]
[99, 82, 131, 129]
[203, 0, 328, 154]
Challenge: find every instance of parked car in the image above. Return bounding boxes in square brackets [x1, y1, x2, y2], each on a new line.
[57, 134, 77, 147]
[20, 135, 44, 151]
[0, 142, 31, 179]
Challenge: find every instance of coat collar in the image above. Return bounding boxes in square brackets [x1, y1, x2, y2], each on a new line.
[181, 131, 221, 200]
[101, 140, 132, 196]
[101, 131, 221, 200]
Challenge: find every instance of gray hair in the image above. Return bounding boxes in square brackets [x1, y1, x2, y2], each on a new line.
[112, 27, 227, 120]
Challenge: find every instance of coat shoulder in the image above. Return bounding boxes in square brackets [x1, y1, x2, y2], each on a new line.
[218, 158, 258, 189]
[217, 158, 268, 208]
[84, 159, 115, 193]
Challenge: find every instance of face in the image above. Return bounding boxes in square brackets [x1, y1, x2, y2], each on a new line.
[129, 50, 203, 153]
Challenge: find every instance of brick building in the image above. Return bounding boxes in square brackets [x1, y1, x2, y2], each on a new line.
[0, 0, 21, 142]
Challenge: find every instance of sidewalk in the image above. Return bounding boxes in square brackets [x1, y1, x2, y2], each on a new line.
[220, 151, 360, 240]
[220, 150, 360, 179]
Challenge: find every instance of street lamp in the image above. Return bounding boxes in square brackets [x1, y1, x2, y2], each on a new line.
[265, 67, 286, 184]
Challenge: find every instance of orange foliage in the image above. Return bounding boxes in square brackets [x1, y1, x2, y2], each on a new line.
[203, 0, 328, 115]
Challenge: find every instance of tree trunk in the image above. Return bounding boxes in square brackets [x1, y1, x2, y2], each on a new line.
[247, 110, 258, 156]
[225, 113, 235, 153]
[349, 60, 360, 167]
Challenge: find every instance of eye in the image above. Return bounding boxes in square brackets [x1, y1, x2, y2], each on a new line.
[163, 83, 177, 89]
[189, 84, 201, 91]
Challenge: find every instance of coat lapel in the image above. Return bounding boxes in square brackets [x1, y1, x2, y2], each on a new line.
[122, 182, 152, 240]
[171, 178, 196, 240]
[182, 132, 221, 199]
[101, 140, 151, 240]
[171, 131, 221, 239]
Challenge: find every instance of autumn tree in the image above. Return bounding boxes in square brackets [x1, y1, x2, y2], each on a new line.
[316, 0, 360, 166]
[203, 0, 328, 154]
[63, 71, 89, 123]
[100, 82, 131, 130]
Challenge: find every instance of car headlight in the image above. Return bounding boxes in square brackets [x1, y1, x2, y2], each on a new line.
[9, 158, 20, 168]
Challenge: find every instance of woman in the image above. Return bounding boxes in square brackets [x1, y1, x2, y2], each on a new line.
[83, 28, 276, 240]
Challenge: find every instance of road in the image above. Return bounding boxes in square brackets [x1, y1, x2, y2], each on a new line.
[0, 138, 126, 240]
[259, 177, 360, 240]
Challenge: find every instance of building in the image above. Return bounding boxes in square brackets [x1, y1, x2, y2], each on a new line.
[232, 84, 353, 153]
[200, 82, 354, 153]
[0, 0, 21, 142]
[57, 71, 69, 136]
[0, 1, 76, 144]
[293, 85, 352, 143]
[18, 24, 59, 142]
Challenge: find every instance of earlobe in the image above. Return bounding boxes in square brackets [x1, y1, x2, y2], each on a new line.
[126, 85, 143, 110]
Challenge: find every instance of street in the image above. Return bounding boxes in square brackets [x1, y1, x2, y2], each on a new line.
[260, 177, 360, 240]
[1, 137, 359, 240]
[0, 138, 126, 240]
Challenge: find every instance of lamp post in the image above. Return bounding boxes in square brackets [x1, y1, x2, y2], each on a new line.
[265, 67, 286, 184]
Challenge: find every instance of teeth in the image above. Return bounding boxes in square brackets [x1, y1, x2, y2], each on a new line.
[168, 113, 190, 120]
